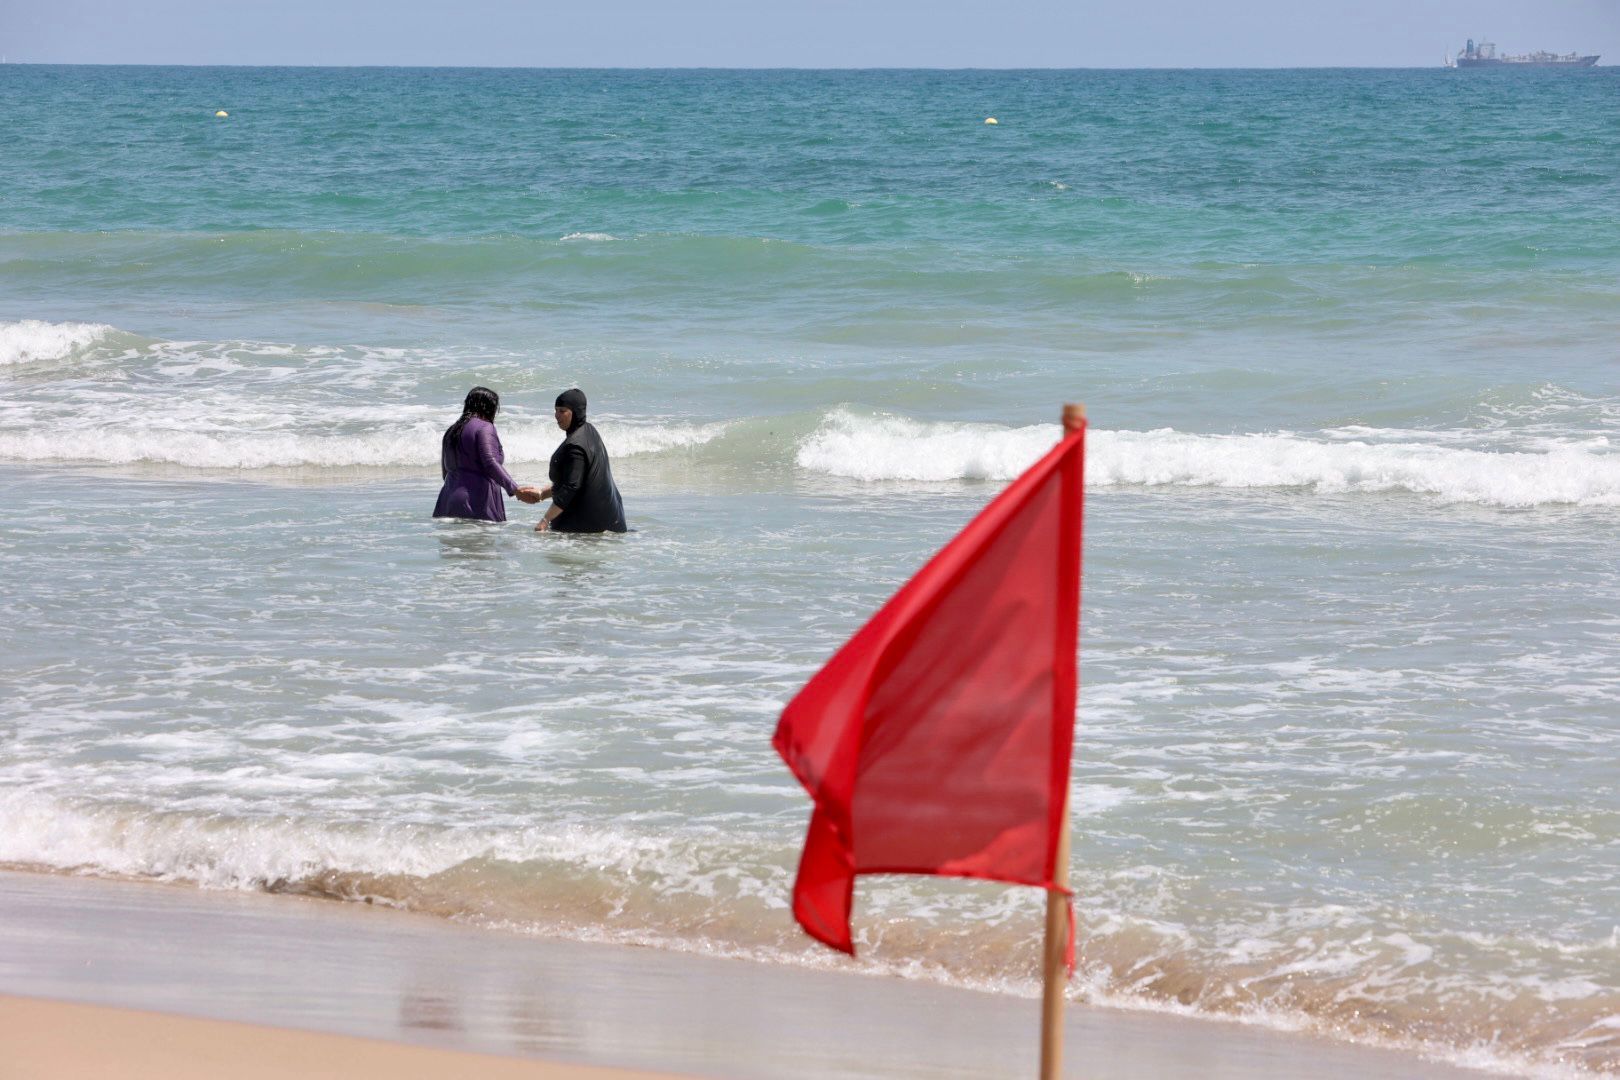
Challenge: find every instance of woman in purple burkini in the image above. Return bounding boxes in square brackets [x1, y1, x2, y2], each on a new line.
[432, 386, 539, 521]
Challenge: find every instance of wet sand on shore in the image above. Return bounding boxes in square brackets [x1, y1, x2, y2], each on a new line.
[0, 869, 1486, 1078]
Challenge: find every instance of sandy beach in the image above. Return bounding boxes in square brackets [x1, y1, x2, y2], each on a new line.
[0, 868, 1488, 1078]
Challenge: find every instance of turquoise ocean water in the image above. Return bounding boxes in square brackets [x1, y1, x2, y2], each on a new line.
[2, 66, 1618, 1076]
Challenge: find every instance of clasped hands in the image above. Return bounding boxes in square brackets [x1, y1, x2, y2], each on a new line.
[515, 484, 550, 505]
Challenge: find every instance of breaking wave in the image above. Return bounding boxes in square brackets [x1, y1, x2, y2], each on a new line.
[796, 410, 1620, 508]
[0, 319, 119, 366]
[4, 321, 1616, 510]
[0, 319, 733, 470]
[0, 418, 728, 471]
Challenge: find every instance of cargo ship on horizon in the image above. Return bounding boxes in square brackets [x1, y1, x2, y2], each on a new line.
[1447, 39, 1599, 68]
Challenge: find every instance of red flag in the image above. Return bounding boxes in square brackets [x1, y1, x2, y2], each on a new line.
[774, 417, 1084, 965]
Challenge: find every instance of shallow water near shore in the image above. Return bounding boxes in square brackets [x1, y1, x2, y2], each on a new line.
[2, 66, 1618, 1077]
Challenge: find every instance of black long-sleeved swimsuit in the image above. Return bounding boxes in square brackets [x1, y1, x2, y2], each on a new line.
[548, 422, 627, 533]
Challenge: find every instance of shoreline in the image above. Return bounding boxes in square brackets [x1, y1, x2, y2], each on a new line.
[0, 868, 1489, 1078]
[0, 994, 677, 1080]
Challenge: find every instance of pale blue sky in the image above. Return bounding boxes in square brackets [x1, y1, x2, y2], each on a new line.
[3, 0, 1616, 68]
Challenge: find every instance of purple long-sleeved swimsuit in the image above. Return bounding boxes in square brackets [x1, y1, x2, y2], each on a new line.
[433, 417, 519, 521]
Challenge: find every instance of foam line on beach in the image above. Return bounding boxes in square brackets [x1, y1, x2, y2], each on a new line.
[0, 870, 1496, 1080]
[2, 790, 1613, 1079]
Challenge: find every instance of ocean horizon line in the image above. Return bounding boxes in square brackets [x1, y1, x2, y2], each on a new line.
[7, 61, 1601, 72]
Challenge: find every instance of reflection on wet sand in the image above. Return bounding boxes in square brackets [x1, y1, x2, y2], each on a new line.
[400, 986, 464, 1033]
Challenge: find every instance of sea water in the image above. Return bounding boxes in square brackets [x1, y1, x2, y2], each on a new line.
[1, 66, 1617, 1076]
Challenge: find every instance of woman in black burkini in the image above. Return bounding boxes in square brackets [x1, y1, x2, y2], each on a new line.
[534, 388, 627, 533]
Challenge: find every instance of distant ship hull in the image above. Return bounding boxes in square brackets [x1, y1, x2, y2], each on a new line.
[1456, 55, 1599, 68]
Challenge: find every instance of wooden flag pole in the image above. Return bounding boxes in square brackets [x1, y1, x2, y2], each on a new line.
[1039, 791, 1072, 1080]
[1040, 403, 1085, 1080]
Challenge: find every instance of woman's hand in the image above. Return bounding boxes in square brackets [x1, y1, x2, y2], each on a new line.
[515, 486, 541, 504]
[533, 518, 550, 532]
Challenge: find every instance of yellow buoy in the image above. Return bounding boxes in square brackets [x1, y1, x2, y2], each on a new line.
[215, 110, 229, 118]
[984, 117, 998, 125]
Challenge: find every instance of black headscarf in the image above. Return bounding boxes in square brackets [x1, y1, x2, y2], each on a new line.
[555, 388, 587, 433]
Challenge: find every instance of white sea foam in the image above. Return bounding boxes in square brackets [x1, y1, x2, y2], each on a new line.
[796, 410, 1620, 508]
[593, 419, 732, 456]
[796, 410, 1060, 483]
[0, 426, 443, 470]
[0, 788, 718, 893]
[0, 417, 728, 470]
[559, 232, 617, 242]
[0, 319, 117, 366]
[2, 784, 1611, 1079]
